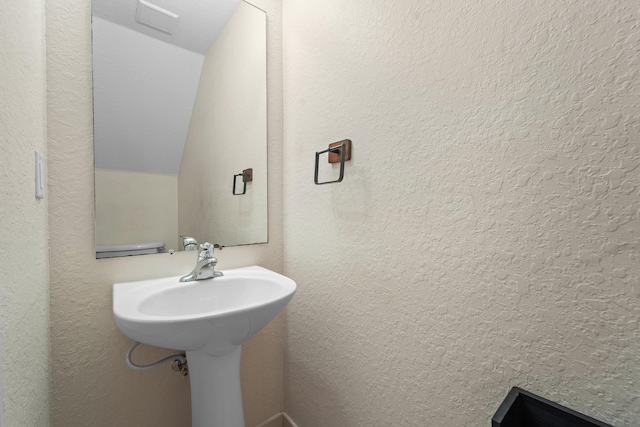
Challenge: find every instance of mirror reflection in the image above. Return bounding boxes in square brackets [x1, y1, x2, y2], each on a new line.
[92, 0, 268, 259]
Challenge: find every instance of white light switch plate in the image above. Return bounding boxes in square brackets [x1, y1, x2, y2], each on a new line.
[35, 151, 44, 199]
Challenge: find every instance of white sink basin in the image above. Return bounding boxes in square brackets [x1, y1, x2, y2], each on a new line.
[113, 265, 296, 427]
[113, 265, 296, 355]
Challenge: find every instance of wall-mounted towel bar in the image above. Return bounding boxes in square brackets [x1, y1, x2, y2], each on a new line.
[314, 139, 352, 185]
[233, 168, 253, 195]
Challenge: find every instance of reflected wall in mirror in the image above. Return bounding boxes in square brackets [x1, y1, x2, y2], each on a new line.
[92, 0, 268, 259]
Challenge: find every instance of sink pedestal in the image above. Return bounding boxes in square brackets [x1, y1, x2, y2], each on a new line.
[187, 346, 245, 427]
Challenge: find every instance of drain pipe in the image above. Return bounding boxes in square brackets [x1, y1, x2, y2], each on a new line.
[126, 341, 188, 375]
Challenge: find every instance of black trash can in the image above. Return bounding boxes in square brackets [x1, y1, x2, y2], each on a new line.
[492, 387, 613, 427]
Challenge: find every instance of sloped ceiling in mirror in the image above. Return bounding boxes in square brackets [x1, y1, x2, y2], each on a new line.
[92, 0, 242, 174]
[93, 0, 242, 54]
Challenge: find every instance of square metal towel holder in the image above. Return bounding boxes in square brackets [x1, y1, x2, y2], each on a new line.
[314, 139, 352, 185]
[233, 168, 253, 195]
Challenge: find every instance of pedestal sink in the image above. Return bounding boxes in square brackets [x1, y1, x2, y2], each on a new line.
[112, 265, 296, 427]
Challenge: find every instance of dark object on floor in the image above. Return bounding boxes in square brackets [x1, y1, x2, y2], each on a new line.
[492, 387, 612, 427]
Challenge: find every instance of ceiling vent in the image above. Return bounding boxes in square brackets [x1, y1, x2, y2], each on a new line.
[135, 0, 179, 34]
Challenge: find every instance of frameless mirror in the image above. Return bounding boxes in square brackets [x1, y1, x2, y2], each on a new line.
[92, 0, 268, 259]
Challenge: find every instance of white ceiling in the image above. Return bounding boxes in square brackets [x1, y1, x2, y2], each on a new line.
[92, 0, 243, 54]
[92, 0, 246, 174]
[92, 16, 204, 174]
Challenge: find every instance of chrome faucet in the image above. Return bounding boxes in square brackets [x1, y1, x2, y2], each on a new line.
[179, 242, 224, 282]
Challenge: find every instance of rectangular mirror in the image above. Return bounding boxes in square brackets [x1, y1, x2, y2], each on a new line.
[92, 0, 268, 258]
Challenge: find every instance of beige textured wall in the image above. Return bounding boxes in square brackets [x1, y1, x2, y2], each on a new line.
[282, 0, 640, 426]
[179, 1, 268, 248]
[46, 0, 284, 425]
[0, 1, 51, 426]
[95, 168, 179, 249]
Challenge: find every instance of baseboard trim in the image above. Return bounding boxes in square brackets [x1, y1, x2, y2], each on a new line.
[283, 412, 299, 427]
[255, 412, 299, 427]
[255, 412, 283, 427]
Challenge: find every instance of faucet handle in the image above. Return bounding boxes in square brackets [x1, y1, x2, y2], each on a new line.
[199, 242, 223, 259]
[199, 242, 214, 259]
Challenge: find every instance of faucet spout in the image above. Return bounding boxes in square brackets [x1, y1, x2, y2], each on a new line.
[179, 243, 224, 282]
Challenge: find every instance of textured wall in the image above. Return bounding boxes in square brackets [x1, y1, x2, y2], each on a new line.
[95, 169, 179, 249]
[179, 1, 268, 247]
[46, 0, 284, 425]
[282, 0, 639, 425]
[0, 1, 51, 426]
